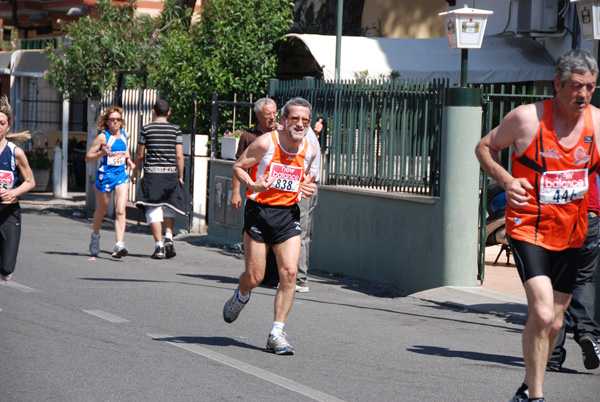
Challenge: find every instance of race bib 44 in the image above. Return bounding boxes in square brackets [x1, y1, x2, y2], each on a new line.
[539, 169, 588, 205]
[269, 163, 302, 192]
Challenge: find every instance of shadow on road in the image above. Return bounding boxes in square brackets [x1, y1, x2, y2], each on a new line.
[407, 345, 524, 367]
[178, 273, 239, 285]
[151, 335, 265, 352]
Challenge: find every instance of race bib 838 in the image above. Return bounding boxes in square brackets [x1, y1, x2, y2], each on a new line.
[539, 169, 588, 205]
[269, 163, 302, 192]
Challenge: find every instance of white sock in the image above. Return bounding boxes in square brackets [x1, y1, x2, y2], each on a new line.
[237, 289, 250, 302]
[156, 241, 164, 247]
[164, 233, 173, 240]
[270, 322, 285, 336]
[116, 241, 124, 248]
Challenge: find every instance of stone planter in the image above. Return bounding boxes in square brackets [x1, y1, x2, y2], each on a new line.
[220, 137, 239, 160]
[32, 169, 52, 192]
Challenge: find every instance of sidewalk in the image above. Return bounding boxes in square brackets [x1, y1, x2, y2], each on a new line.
[411, 245, 527, 323]
[19, 192, 528, 321]
[19, 191, 86, 208]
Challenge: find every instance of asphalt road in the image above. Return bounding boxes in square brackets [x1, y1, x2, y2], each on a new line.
[1, 205, 599, 401]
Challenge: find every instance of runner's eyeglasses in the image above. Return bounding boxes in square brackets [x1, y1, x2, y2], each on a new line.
[287, 116, 310, 125]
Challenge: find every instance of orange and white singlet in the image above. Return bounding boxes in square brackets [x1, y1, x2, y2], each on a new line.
[506, 100, 599, 251]
[246, 130, 312, 207]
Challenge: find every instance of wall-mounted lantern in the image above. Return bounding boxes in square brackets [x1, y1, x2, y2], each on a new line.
[439, 5, 493, 87]
[571, 0, 600, 41]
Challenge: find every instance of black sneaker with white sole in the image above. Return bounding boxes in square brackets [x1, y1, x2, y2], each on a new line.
[164, 238, 176, 259]
[580, 336, 600, 370]
[151, 245, 165, 259]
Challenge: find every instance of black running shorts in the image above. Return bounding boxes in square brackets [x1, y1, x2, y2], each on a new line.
[243, 199, 301, 246]
[507, 235, 580, 294]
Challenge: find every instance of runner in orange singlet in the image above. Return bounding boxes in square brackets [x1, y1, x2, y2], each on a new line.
[476, 49, 600, 402]
[222, 98, 317, 355]
[506, 99, 597, 252]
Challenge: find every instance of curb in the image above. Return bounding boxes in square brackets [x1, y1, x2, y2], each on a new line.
[410, 286, 528, 324]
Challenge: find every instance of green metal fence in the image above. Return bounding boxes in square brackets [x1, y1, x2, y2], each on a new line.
[477, 83, 553, 281]
[269, 78, 448, 196]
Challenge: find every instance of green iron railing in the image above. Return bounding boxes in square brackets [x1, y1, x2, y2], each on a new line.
[269, 78, 447, 196]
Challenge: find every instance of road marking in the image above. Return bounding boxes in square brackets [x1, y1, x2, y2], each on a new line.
[83, 310, 130, 323]
[0, 281, 39, 293]
[148, 333, 345, 402]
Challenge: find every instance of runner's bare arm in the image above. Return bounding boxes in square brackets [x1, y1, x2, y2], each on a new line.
[85, 133, 109, 163]
[233, 134, 275, 192]
[300, 144, 318, 198]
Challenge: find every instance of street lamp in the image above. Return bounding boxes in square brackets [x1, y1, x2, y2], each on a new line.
[439, 5, 493, 87]
[571, 1, 600, 40]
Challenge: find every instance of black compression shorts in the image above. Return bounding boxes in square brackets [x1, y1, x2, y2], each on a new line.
[507, 235, 580, 294]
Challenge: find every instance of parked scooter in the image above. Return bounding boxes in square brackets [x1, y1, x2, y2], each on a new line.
[485, 182, 511, 264]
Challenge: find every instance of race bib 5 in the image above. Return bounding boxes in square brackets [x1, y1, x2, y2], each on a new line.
[0, 170, 14, 190]
[107, 151, 126, 167]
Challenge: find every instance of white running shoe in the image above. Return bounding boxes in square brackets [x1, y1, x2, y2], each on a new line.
[295, 285, 309, 293]
[266, 332, 294, 355]
[112, 244, 129, 259]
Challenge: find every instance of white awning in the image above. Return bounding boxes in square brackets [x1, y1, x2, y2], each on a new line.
[286, 34, 555, 85]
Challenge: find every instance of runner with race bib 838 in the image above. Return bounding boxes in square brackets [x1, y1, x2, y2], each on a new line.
[222, 97, 317, 356]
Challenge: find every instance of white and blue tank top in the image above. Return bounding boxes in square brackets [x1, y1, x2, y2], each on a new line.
[0, 142, 19, 191]
[98, 130, 128, 174]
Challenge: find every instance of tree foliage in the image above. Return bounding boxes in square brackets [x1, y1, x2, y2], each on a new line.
[290, 0, 325, 34]
[44, 0, 155, 99]
[44, 0, 293, 132]
[150, 0, 293, 131]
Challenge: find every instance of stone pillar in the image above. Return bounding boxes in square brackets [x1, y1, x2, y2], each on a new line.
[439, 87, 483, 286]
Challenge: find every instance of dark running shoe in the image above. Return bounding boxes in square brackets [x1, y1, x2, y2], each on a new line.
[151, 245, 165, 259]
[580, 336, 600, 370]
[164, 238, 176, 259]
[509, 383, 529, 402]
